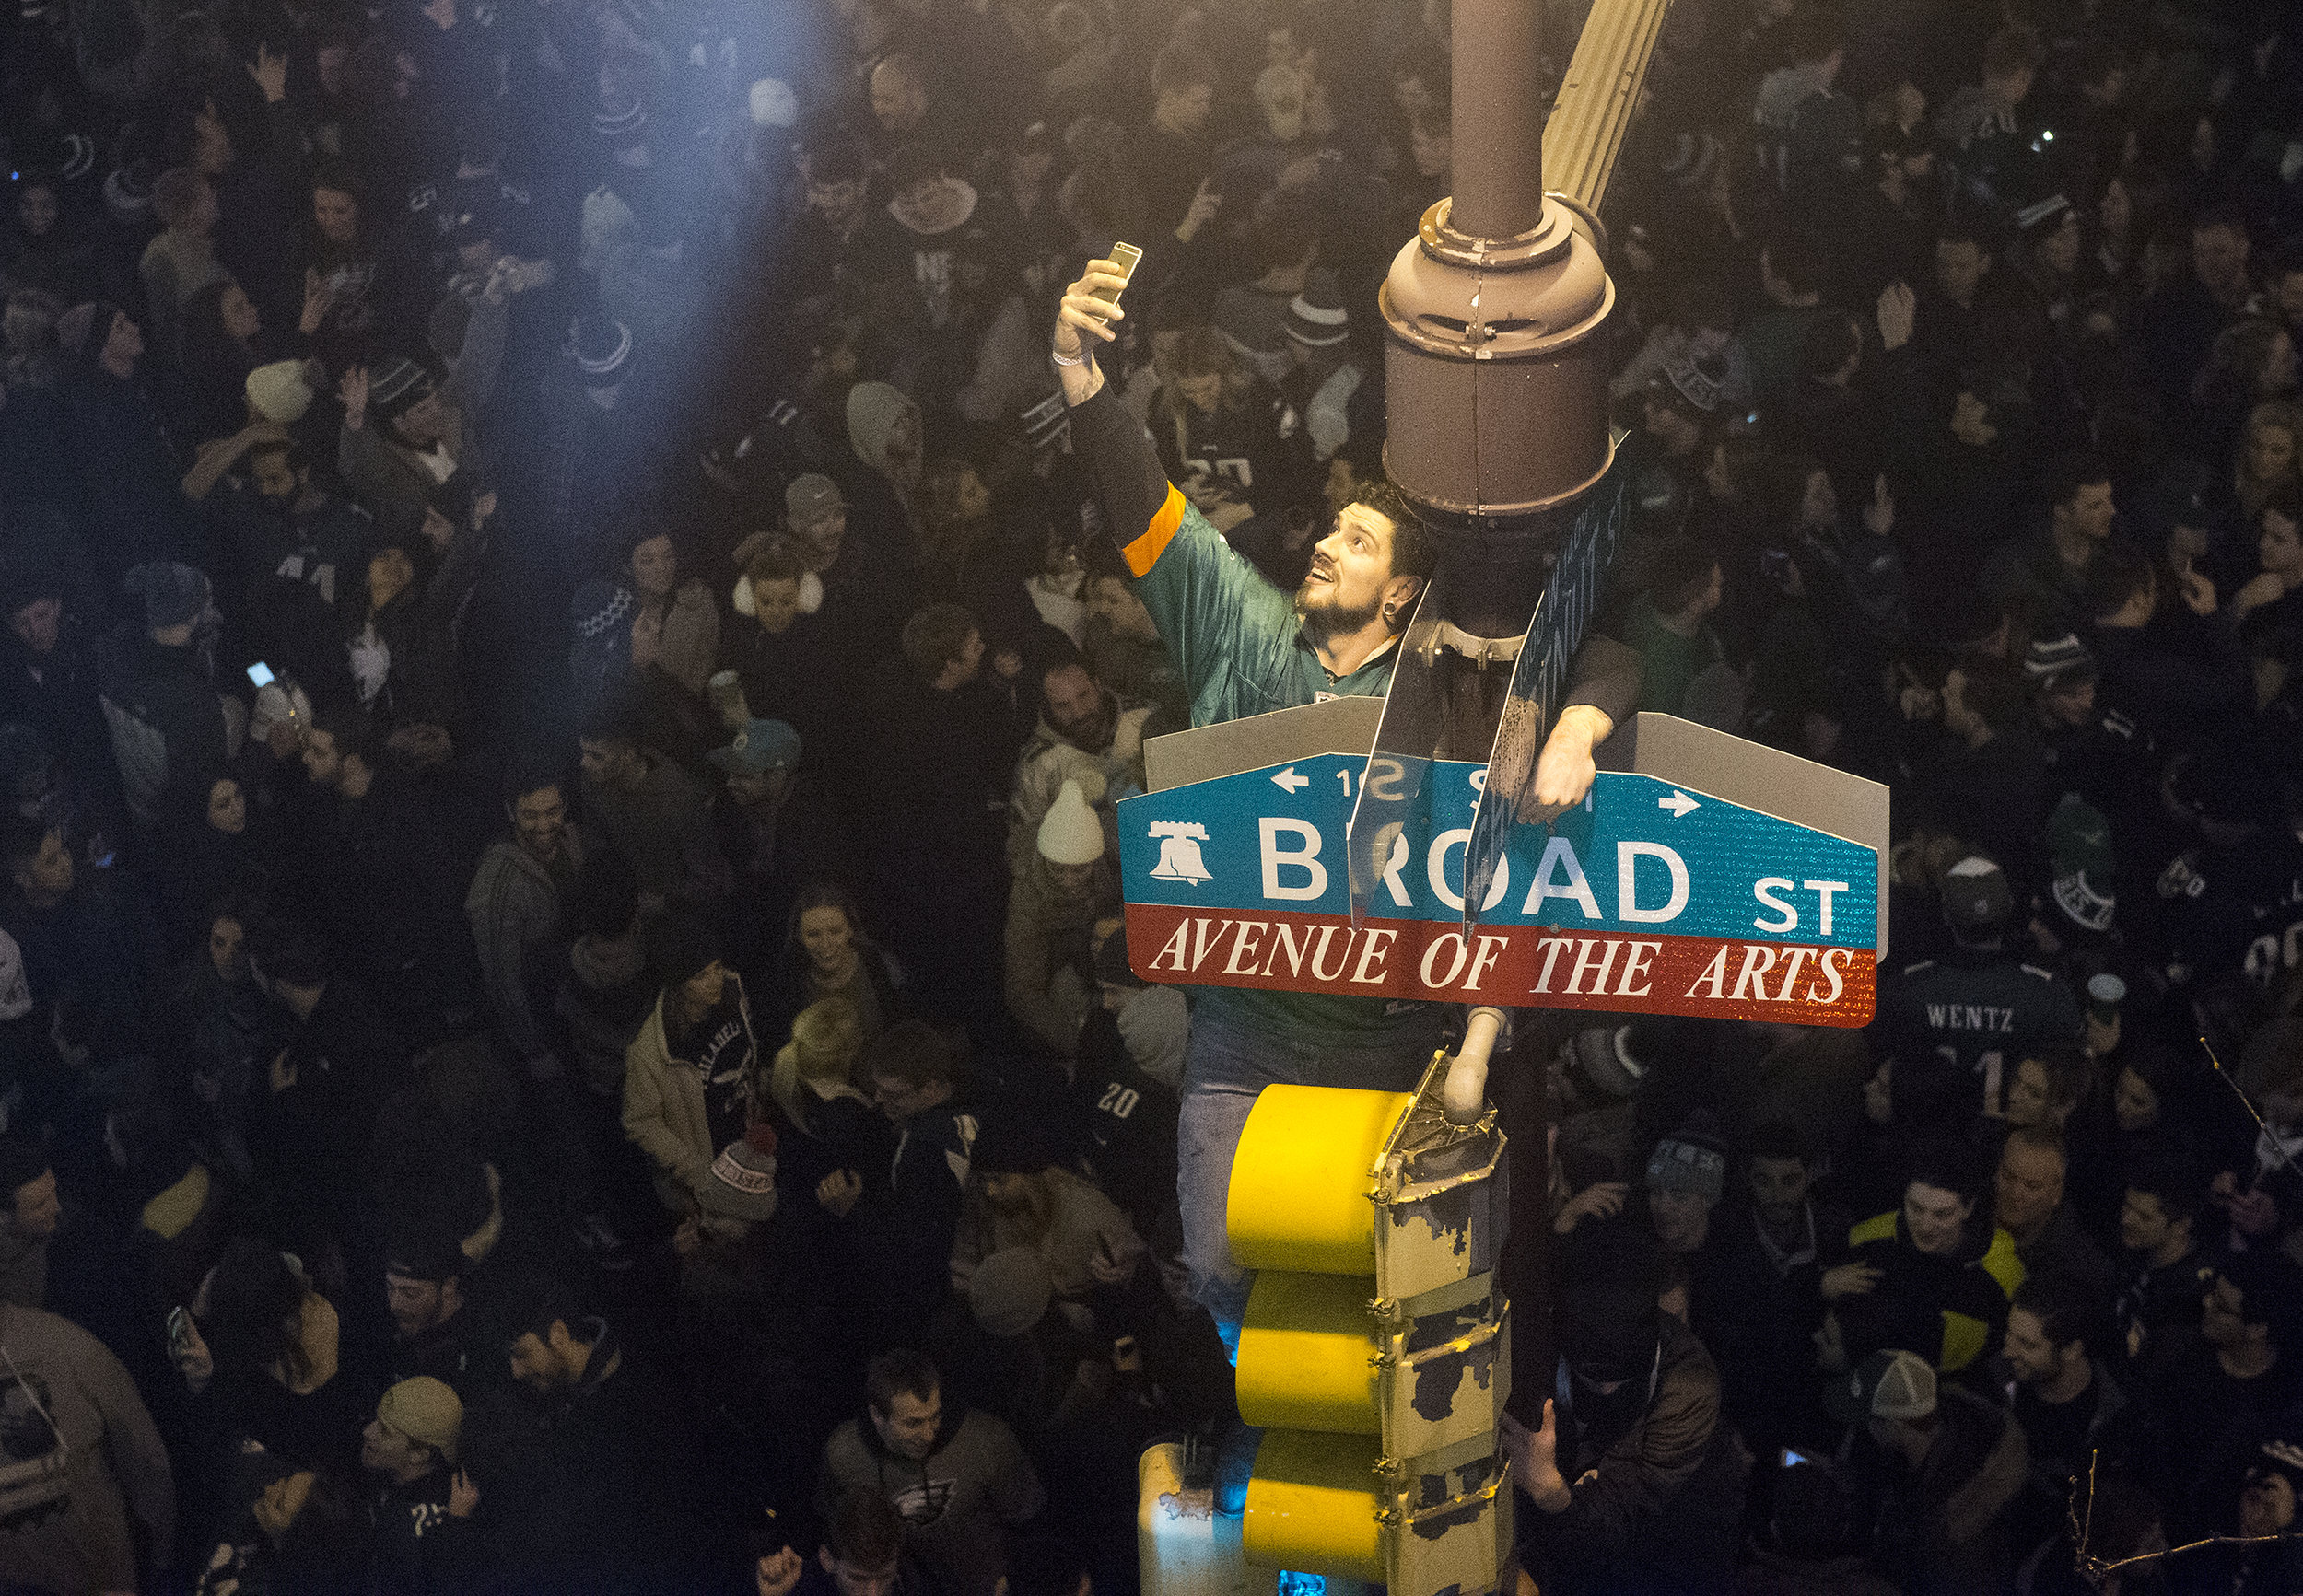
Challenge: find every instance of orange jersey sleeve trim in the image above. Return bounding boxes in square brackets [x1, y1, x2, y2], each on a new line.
[1121, 485, 1188, 578]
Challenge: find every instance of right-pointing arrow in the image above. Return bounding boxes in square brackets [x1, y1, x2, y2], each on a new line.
[1658, 790, 1699, 819]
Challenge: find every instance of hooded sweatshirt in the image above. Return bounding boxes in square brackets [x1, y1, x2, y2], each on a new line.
[816, 1402, 1045, 1596]
[464, 831, 583, 1059]
[846, 380, 923, 534]
[0, 1299, 175, 1594]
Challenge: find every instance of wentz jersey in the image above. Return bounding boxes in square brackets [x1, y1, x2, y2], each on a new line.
[1877, 947, 2084, 1117]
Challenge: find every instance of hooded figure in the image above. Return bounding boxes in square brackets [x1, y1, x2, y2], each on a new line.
[97, 563, 232, 825]
[846, 379, 925, 534]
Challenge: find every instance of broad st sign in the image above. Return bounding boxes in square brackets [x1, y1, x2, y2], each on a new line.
[1119, 751, 1880, 1026]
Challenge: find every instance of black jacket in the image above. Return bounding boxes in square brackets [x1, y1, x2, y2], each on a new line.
[246, 979, 412, 1236]
[496, 1322, 714, 1593]
[1862, 1385, 2028, 1596]
[1525, 1315, 1744, 1596]
[94, 628, 233, 827]
[62, 368, 202, 589]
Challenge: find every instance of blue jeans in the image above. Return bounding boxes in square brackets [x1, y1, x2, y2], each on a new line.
[1178, 1014, 1440, 1356]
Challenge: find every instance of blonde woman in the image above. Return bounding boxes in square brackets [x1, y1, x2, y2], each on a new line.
[766, 997, 889, 1193]
[2232, 401, 2301, 529]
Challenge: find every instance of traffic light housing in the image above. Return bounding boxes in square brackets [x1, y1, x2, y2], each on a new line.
[1226, 1053, 1512, 1596]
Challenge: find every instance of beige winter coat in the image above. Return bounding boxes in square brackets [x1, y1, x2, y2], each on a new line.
[621, 976, 759, 1210]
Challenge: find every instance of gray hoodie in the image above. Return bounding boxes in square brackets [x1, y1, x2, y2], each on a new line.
[465, 831, 583, 1058]
[0, 1300, 174, 1592]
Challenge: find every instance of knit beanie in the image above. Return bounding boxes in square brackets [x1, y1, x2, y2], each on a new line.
[969, 1248, 1053, 1338]
[649, 914, 719, 989]
[1567, 1024, 1649, 1100]
[1284, 270, 1350, 348]
[123, 562, 210, 632]
[2023, 633, 2097, 690]
[368, 355, 436, 419]
[845, 382, 918, 480]
[1037, 779, 1105, 866]
[0, 554, 64, 618]
[703, 1124, 780, 1221]
[1645, 1111, 1728, 1206]
[2047, 795, 2116, 933]
[377, 1377, 463, 1463]
[1093, 924, 1140, 989]
[247, 360, 315, 424]
[748, 77, 798, 129]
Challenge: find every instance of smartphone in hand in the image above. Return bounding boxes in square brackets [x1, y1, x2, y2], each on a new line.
[1083, 242, 1144, 325]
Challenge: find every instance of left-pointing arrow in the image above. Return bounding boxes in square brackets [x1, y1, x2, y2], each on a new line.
[1271, 766, 1309, 794]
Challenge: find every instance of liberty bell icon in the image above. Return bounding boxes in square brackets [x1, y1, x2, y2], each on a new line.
[1148, 821, 1213, 885]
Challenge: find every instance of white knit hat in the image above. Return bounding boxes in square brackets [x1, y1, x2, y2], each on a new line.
[1037, 778, 1104, 866]
[749, 78, 798, 128]
[246, 360, 314, 424]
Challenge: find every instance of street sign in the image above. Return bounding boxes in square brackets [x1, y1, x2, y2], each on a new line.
[1120, 740, 1882, 1026]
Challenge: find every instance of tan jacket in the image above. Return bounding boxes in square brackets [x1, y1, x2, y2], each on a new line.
[1002, 856, 1119, 1054]
[637, 577, 719, 696]
[621, 976, 758, 1209]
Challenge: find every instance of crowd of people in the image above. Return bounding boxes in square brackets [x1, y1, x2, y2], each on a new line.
[0, 0, 2301, 1590]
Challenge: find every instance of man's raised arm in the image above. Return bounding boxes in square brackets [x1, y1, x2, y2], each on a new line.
[1052, 262, 1186, 581]
[1049, 262, 1287, 707]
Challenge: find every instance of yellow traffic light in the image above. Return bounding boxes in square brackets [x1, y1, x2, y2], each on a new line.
[1225, 1054, 1513, 1596]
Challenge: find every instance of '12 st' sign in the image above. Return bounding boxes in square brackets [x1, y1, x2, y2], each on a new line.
[1119, 755, 1878, 1026]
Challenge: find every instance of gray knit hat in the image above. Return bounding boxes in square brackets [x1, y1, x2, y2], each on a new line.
[1645, 1112, 1728, 1206]
[368, 355, 436, 418]
[2023, 634, 2097, 690]
[123, 562, 210, 631]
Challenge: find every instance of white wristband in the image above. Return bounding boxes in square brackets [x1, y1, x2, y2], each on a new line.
[1050, 347, 1085, 367]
